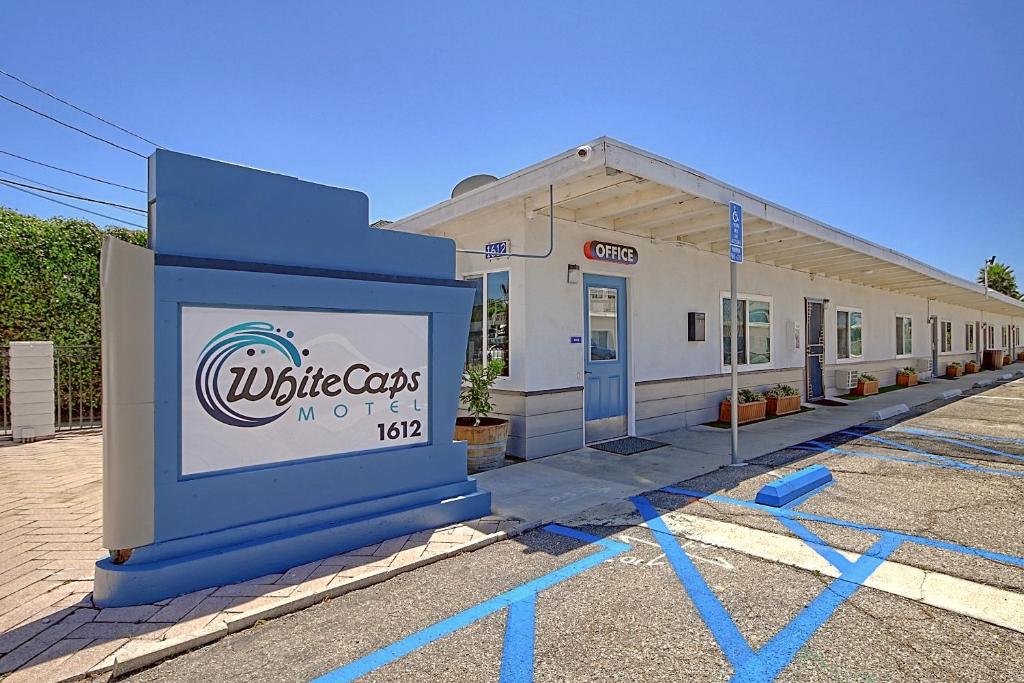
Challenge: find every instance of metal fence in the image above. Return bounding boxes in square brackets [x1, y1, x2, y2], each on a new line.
[0, 347, 9, 438]
[54, 344, 101, 432]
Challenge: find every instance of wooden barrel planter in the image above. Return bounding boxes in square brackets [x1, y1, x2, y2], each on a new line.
[719, 400, 767, 425]
[766, 394, 801, 417]
[965, 362, 979, 374]
[853, 380, 879, 396]
[1018, 352, 1024, 362]
[983, 349, 1004, 370]
[945, 365, 963, 378]
[454, 417, 510, 474]
[1004, 355, 1013, 366]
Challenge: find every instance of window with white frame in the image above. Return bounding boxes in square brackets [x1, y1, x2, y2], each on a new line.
[895, 314, 913, 357]
[1002, 325, 1009, 349]
[722, 295, 771, 367]
[464, 271, 510, 376]
[836, 308, 863, 360]
[965, 323, 975, 352]
[940, 320, 952, 353]
[986, 324, 995, 349]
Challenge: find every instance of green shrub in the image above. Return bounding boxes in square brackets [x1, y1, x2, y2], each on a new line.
[898, 366, 917, 375]
[765, 383, 798, 398]
[737, 388, 765, 404]
[0, 207, 146, 346]
[858, 373, 878, 382]
[460, 359, 505, 425]
[948, 361, 963, 368]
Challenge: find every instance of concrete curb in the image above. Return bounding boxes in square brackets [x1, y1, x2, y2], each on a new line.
[870, 404, 909, 420]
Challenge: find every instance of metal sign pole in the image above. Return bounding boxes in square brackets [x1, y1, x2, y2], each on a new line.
[728, 202, 745, 467]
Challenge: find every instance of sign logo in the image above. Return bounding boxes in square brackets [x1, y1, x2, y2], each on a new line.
[196, 322, 304, 428]
[181, 307, 430, 475]
[583, 240, 638, 265]
[729, 201, 743, 264]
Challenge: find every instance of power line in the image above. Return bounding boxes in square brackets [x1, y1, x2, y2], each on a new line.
[0, 148, 145, 193]
[0, 176, 146, 214]
[0, 67, 159, 147]
[0, 180, 146, 229]
[0, 93, 147, 159]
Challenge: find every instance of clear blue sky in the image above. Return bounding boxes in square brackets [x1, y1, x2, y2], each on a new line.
[2, 1, 1021, 282]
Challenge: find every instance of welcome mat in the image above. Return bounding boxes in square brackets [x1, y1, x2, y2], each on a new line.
[811, 398, 848, 407]
[590, 437, 667, 456]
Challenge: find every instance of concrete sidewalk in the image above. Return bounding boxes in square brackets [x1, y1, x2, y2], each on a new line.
[0, 434, 519, 683]
[476, 366, 1024, 523]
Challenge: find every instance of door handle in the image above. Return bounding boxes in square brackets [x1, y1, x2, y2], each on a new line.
[584, 371, 593, 374]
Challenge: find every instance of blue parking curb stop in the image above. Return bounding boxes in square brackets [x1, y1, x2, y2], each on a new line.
[754, 465, 833, 507]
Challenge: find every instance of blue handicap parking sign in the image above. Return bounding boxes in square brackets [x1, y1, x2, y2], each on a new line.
[729, 202, 743, 263]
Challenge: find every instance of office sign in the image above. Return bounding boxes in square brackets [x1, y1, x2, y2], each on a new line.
[729, 202, 743, 263]
[583, 240, 639, 265]
[485, 240, 509, 259]
[180, 306, 429, 475]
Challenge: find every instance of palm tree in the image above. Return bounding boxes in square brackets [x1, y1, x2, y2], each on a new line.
[978, 261, 1020, 298]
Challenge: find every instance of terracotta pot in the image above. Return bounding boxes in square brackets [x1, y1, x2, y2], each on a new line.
[945, 366, 963, 378]
[1018, 352, 1024, 362]
[964, 363, 979, 374]
[719, 400, 767, 425]
[454, 417, 509, 473]
[896, 373, 918, 387]
[852, 380, 879, 396]
[766, 394, 801, 417]
[1004, 355, 1013, 366]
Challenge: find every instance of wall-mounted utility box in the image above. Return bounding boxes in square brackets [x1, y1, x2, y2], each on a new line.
[688, 312, 706, 342]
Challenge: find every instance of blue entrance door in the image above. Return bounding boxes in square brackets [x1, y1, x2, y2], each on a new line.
[584, 274, 628, 442]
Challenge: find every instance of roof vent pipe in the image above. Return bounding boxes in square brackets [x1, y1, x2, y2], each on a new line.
[456, 184, 555, 260]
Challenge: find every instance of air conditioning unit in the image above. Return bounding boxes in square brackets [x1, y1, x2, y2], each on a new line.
[835, 369, 859, 391]
[916, 357, 933, 378]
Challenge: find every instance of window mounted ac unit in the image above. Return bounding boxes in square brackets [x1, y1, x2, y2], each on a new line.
[835, 369, 859, 390]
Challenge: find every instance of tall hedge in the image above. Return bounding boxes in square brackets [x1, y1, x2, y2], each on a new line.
[0, 206, 147, 347]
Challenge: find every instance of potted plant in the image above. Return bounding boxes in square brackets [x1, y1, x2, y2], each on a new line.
[765, 384, 801, 417]
[1018, 352, 1024, 362]
[455, 359, 510, 473]
[965, 360, 979, 374]
[945, 361, 963, 378]
[853, 373, 879, 396]
[1004, 353, 1013, 366]
[719, 388, 767, 425]
[896, 366, 918, 387]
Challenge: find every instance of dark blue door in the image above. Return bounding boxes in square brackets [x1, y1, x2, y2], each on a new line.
[805, 299, 825, 400]
[584, 274, 628, 442]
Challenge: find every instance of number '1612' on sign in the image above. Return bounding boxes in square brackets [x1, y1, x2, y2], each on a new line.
[378, 420, 422, 441]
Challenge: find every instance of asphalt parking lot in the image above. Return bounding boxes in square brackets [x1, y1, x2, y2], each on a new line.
[124, 376, 1024, 682]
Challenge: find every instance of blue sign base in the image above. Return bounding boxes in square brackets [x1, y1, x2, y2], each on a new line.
[96, 150, 493, 607]
[95, 480, 488, 607]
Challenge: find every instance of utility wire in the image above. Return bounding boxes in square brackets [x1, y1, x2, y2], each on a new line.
[0, 148, 145, 193]
[0, 67, 159, 147]
[0, 93, 147, 159]
[0, 176, 147, 214]
[0, 180, 146, 229]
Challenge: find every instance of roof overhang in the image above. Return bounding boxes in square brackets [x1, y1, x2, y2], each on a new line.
[388, 137, 1024, 317]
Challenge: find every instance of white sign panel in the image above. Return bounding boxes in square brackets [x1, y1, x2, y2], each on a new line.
[180, 306, 429, 475]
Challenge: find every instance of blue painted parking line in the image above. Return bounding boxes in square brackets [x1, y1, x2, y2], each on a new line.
[792, 440, 1023, 477]
[837, 431, 1024, 477]
[309, 524, 630, 683]
[774, 516, 854, 573]
[885, 427, 1024, 462]
[499, 594, 536, 683]
[889, 425, 1024, 446]
[661, 487, 1024, 569]
[634, 494, 902, 682]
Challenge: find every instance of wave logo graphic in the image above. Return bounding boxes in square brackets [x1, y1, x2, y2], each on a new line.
[196, 321, 302, 427]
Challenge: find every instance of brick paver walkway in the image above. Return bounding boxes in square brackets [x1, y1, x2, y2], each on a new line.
[0, 433, 518, 682]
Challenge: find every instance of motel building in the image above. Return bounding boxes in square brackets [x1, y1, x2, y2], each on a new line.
[383, 138, 1024, 460]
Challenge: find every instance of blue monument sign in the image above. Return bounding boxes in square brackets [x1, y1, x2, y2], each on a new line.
[95, 150, 491, 607]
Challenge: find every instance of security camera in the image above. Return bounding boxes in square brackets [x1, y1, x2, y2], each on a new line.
[576, 145, 593, 162]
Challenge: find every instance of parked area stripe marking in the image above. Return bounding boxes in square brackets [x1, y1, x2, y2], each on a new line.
[499, 594, 536, 683]
[894, 425, 1024, 446]
[650, 492, 1024, 636]
[634, 494, 902, 681]
[884, 427, 1024, 462]
[309, 525, 629, 682]
[661, 487, 1024, 570]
